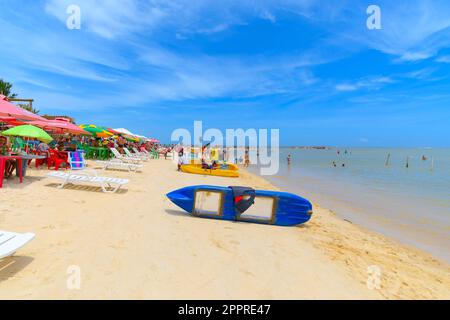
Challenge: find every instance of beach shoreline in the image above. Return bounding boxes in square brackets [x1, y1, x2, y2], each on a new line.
[0, 159, 449, 299]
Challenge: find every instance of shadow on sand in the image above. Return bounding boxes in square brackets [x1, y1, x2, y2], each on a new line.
[165, 209, 194, 218]
[165, 209, 313, 229]
[0, 256, 34, 283]
[1, 176, 45, 189]
[44, 183, 128, 194]
[90, 166, 143, 173]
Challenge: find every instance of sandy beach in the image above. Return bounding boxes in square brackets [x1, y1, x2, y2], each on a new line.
[0, 159, 449, 299]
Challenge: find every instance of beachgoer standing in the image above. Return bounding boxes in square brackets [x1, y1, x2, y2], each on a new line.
[244, 151, 250, 167]
[177, 152, 184, 171]
[287, 154, 291, 166]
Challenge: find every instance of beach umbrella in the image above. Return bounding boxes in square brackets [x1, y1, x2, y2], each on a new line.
[0, 95, 47, 121]
[79, 124, 113, 138]
[134, 134, 149, 141]
[31, 120, 89, 135]
[124, 134, 139, 142]
[114, 128, 135, 136]
[0, 116, 26, 126]
[2, 124, 53, 143]
[106, 128, 120, 135]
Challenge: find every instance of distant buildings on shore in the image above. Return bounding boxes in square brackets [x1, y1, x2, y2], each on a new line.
[288, 146, 331, 150]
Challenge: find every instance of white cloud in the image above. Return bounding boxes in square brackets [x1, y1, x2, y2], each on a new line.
[45, 0, 167, 39]
[399, 52, 433, 62]
[2, 0, 449, 115]
[335, 76, 394, 92]
[436, 55, 450, 63]
[261, 11, 277, 23]
[336, 84, 358, 92]
[352, 0, 450, 61]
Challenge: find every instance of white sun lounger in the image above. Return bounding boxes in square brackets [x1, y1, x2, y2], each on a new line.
[96, 159, 143, 172]
[124, 147, 148, 161]
[47, 170, 129, 193]
[0, 231, 35, 259]
[132, 147, 151, 159]
[110, 148, 144, 163]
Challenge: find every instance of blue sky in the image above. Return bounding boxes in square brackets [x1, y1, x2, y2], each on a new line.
[1, 0, 450, 146]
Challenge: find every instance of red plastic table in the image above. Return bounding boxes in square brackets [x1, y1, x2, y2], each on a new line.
[0, 155, 23, 188]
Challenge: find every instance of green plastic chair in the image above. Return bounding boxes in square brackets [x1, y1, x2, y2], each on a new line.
[85, 146, 96, 159]
[12, 137, 26, 151]
[98, 148, 110, 160]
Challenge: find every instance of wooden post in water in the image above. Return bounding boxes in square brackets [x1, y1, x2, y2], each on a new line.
[385, 153, 391, 166]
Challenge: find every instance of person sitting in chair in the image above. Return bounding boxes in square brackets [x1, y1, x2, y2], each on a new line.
[37, 141, 49, 153]
[201, 158, 212, 170]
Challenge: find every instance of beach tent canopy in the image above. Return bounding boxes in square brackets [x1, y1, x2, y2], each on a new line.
[2, 124, 53, 143]
[0, 95, 47, 121]
[30, 120, 89, 135]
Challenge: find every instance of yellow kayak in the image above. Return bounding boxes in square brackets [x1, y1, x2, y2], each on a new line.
[180, 163, 239, 177]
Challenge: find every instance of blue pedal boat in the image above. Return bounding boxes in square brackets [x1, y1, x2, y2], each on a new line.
[166, 185, 313, 226]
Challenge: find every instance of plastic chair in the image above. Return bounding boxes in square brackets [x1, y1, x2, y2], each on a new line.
[68, 151, 86, 170]
[47, 149, 68, 171]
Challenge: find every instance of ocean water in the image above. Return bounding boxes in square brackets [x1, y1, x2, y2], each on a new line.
[247, 147, 450, 263]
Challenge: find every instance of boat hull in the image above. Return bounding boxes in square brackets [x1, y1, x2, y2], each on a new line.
[166, 185, 313, 226]
[180, 164, 239, 178]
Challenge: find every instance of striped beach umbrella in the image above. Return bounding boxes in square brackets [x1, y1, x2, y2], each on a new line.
[79, 124, 113, 138]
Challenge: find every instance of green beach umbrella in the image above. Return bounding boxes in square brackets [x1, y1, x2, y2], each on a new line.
[79, 124, 113, 138]
[2, 124, 54, 143]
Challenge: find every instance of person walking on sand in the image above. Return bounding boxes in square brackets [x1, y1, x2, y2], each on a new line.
[244, 150, 250, 167]
[177, 152, 184, 171]
[287, 154, 291, 166]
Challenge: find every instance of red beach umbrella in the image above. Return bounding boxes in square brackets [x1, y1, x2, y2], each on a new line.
[0, 95, 47, 121]
[29, 120, 89, 135]
[0, 116, 27, 126]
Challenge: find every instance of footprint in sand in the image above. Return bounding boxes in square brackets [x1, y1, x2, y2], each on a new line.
[211, 238, 229, 252]
[230, 240, 240, 246]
